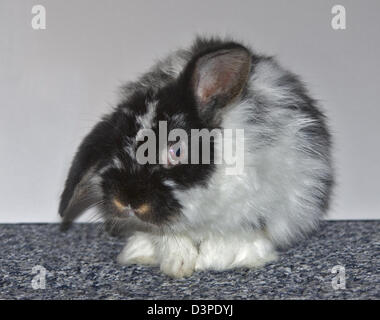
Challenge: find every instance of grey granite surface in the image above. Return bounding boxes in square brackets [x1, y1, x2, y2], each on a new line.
[0, 221, 378, 300]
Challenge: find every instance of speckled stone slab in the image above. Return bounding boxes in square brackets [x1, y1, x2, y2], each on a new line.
[0, 221, 378, 299]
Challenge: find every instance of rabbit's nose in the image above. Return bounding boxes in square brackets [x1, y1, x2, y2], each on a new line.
[112, 198, 134, 216]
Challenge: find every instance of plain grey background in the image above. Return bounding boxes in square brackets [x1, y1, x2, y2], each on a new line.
[0, 0, 379, 222]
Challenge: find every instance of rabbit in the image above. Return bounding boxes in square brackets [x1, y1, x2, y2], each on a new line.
[59, 37, 334, 278]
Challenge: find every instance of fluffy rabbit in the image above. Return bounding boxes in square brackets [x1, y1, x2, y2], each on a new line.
[59, 37, 333, 278]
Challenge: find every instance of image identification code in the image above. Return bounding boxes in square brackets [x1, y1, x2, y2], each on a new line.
[147, 304, 233, 317]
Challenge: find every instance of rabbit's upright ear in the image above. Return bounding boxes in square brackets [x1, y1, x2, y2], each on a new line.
[189, 46, 251, 122]
[59, 119, 115, 229]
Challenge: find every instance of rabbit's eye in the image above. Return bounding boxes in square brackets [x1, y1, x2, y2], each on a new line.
[167, 141, 186, 166]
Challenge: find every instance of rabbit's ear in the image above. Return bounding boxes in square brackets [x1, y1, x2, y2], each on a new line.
[59, 165, 102, 230]
[59, 119, 115, 229]
[190, 46, 251, 120]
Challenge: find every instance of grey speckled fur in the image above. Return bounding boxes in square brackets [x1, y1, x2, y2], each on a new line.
[0, 221, 378, 299]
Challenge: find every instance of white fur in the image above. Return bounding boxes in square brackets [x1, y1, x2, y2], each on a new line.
[157, 234, 198, 278]
[112, 157, 123, 170]
[118, 230, 277, 277]
[163, 179, 178, 188]
[136, 100, 157, 131]
[117, 232, 158, 266]
[195, 231, 277, 271]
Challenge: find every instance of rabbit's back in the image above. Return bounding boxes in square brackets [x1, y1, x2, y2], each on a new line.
[170, 55, 334, 246]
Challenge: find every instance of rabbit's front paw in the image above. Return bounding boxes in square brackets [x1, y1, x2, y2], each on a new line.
[158, 235, 198, 278]
[117, 232, 158, 266]
[195, 232, 277, 271]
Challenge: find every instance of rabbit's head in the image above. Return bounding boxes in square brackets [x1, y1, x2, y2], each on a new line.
[59, 41, 252, 229]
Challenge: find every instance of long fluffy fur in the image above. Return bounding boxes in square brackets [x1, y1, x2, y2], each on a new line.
[60, 37, 334, 278]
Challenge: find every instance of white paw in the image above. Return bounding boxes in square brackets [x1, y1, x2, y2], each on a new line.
[158, 235, 198, 278]
[195, 232, 277, 271]
[249, 237, 278, 265]
[195, 239, 235, 271]
[117, 232, 158, 266]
